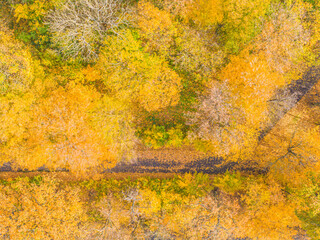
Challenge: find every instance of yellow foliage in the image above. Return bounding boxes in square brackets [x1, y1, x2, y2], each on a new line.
[0, 27, 34, 93]
[138, 188, 162, 217]
[222, 0, 271, 52]
[189, 0, 224, 27]
[0, 93, 35, 147]
[98, 30, 182, 112]
[194, 50, 287, 159]
[254, 107, 320, 185]
[173, 24, 224, 82]
[13, 0, 59, 46]
[81, 65, 101, 83]
[0, 26, 43, 165]
[162, 0, 223, 28]
[138, 64, 181, 112]
[221, 50, 287, 129]
[137, 0, 177, 55]
[0, 176, 86, 240]
[15, 83, 117, 173]
[253, 0, 316, 80]
[242, 179, 301, 239]
[90, 95, 137, 161]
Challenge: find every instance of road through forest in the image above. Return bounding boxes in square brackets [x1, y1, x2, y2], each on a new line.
[0, 66, 319, 178]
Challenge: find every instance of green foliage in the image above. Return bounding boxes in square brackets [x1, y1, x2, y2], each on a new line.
[221, 0, 271, 53]
[296, 173, 320, 239]
[301, 0, 320, 8]
[12, 0, 57, 49]
[137, 124, 185, 149]
[214, 171, 245, 193]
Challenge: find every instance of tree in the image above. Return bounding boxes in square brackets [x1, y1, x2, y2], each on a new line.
[220, 51, 287, 130]
[90, 95, 137, 162]
[14, 83, 135, 173]
[241, 177, 301, 239]
[265, 87, 299, 133]
[162, 0, 223, 28]
[190, 50, 287, 159]
[97, 29, 182, 112]
[14, 84, 106, 172]
[296, 173, 320, 240]
[188, 0, 224, 28]
[80, 194, 133, 239]
[253, 92, 320, 183]
[11, 0, 58, 48]
[172, 24, 224, 83]
[188, 81, 248, 158]
[178, 190, 246, 239]
[0, 26, 38, 164]
[252, 1, 315, 80]
[221, 0, 271, 53]
[0, 25, 34, 95]
[136, 0, 177, 56]
[0, 176, 86, 240]
[46, 0, 129, 60]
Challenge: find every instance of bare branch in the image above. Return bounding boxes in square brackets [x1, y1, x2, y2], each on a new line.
[46, 0, 130, 61]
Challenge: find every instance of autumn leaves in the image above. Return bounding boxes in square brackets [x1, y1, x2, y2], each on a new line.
[0, 173, 307, 239]
[190, 0, 320, 172]
[1, 0, 320, 176]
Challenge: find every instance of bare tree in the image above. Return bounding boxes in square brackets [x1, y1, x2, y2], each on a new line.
[46, 0, 130, 61]
[188, 82, 247, 157]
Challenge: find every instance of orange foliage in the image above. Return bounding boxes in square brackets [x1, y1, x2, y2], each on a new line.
[192, 49, 288, 159]
[221, 51, 287, 128]
[14, 83, 116, 173]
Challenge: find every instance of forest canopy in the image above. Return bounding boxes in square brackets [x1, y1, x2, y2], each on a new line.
[1, 0, 319, 174]
[1, 0, 320, 239]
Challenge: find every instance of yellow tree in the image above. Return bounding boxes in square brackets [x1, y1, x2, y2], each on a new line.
[14, 84, 106, 172]
[165, 190, 247, 239]
[0, 26, 33, 94]
[253, 0, 316, 80]
[253, 83, 320, 185]
[14, 83, 134, 173]
[188, 0, 224, 27]
[295, 173, 320, 240]
[12, 0, 60, 47]
[172, 24, 224, 83]
[90, 95, 137, 162]
[97, 29, 182, 112]
[0, 25, 41, 164]
[222, 0, 271, 52]
[136, 0, 177, 56]
[191, 50, 287, 159]
[0, 176, 86, 240]
[162, 0, 223, 28]
[241, 177, 301, 239]
[221, 51, 287, 129]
